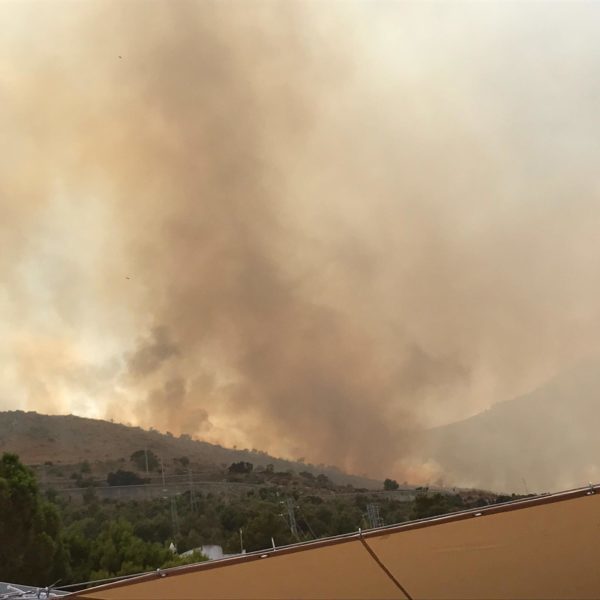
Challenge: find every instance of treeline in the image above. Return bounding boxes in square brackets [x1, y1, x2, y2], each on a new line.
[0, 453, 202, 586]
[0, 452, 526, 588]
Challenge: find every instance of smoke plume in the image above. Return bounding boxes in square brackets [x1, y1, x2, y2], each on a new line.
[3, 1, 600, 482]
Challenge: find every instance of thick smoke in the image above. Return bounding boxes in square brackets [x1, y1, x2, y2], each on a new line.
[3, 1, 600, 481]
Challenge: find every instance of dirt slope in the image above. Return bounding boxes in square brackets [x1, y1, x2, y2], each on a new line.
[0, 410, 379, 488]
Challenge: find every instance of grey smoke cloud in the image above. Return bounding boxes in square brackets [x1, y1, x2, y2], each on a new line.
[128, 327, 179, 379]
[2, 1, 600, 482]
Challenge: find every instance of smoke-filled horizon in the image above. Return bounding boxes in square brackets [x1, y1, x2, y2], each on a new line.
[3, 1, 600, 482]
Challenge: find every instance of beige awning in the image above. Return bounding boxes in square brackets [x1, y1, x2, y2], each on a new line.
[71, 485, 600, 600]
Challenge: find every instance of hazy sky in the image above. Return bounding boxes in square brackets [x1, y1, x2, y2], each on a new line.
[2, 1, 600, 479]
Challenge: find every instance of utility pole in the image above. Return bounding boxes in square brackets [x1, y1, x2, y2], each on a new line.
[158, 455, 178, 542]
[188, 467, 197, 512]
[160, 457, 167, 497]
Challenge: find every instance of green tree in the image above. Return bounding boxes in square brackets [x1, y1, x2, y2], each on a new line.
[0, 453, 70, 585]
[228, 461, 253, 474]
[218, 504, 248, 534]
[107, 470, 148, 486]
[383, 478, 399, 491]
[412, 493, 464, 519]
[161, 550, 208, 569]
[88, 519, 170, 577]
[316, 474, 331, 487]
[243, 509, 292, 551]
[130, 449, 159, 472]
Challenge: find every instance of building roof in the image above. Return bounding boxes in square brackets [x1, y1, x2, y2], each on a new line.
[68, 483, 600, 600]
[0, 582, 68, 599]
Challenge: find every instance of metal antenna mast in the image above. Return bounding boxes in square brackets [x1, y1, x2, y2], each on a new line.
[366, 503, 384, 529]
[285, 498, 300, 540]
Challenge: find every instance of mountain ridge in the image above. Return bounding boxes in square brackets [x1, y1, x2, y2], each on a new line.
[0, 410, 381, 489]
[416, 361, 600, 492]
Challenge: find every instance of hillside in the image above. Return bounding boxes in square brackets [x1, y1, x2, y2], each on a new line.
[0, 410, 380, 489]
[416, 361, 600, 492]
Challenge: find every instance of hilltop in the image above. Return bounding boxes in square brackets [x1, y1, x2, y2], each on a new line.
[416, 361, 600, 492]
[0, 410, 380, 489]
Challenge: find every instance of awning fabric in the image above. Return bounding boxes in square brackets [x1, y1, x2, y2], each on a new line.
[71, 485, 600, 600]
